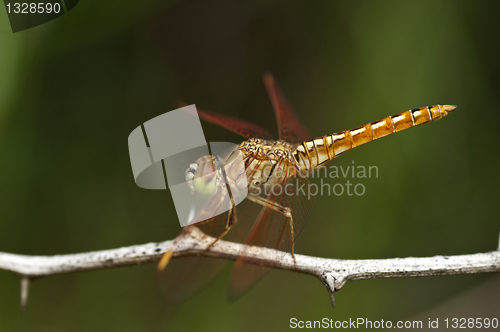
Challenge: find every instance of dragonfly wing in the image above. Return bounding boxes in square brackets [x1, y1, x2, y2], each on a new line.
[157, 220, 232, 302]
[178, 102, 273, 140]
[263, 73, 312, 143]
[228, 166, 312, 300]
[157, 190, 260, 302]
[158, 175, 234, 301]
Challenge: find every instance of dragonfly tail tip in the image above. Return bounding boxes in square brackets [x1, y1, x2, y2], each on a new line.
[443, 105, 457, 112]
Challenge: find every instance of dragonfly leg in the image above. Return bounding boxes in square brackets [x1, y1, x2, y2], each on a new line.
[205, 206, 237, 252]
[246, 195, 298, 268]
[157, 215, 225, 272]
[157, 226, 195, 272]
[194, 217, 216, 226]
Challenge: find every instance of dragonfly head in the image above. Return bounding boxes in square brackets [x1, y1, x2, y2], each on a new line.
[185, 155, 221, 197]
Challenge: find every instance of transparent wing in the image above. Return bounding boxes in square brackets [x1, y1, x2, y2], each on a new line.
[263, 73, 312, 143]
[157, 181, 234, 302]
[157, 158, 232, 301]
[157, 151, 249, 301]
[228, 163, 312, 300]
[156, 222, 230, 302]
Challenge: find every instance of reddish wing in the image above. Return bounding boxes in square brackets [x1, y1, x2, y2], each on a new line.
[263, 74, 312, 143]
[228, 76, 313, 298]
[178, 102, 273, 140]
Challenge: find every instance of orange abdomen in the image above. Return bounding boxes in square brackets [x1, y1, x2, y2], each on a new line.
[294, 104, 456, 172]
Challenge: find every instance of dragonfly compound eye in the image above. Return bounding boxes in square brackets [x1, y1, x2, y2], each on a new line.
[185, 163, 198, 195]
[192, 158, 219, 197]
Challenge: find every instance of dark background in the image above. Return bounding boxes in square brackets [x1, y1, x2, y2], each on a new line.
[0, 0, 499, 331]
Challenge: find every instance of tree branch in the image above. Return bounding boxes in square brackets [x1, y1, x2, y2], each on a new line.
[1, 226, 499, 308]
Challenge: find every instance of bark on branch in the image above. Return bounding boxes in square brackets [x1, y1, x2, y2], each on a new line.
[1, 226, 499, 309]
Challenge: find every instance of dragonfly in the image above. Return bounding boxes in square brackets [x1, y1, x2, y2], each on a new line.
[158, 74, 456, 300]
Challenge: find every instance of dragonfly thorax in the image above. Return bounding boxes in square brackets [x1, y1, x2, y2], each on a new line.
[239, 138, 297, 194]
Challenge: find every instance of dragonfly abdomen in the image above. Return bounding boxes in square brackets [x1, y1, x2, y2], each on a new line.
[294, 104, 456, 172]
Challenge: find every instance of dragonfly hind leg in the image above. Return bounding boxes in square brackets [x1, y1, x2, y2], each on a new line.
[246, 195, 298, 268]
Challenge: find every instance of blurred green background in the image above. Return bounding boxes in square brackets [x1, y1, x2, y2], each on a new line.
[1, 0, 499, 331]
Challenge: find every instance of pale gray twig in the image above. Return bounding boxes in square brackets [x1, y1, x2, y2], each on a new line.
[0, 227, 499, 309]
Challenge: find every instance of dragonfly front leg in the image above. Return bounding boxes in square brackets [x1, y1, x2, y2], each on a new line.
[246, 195, 297, 268]
[205, 206, 237, 252]
[157, 210, 236, 272]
